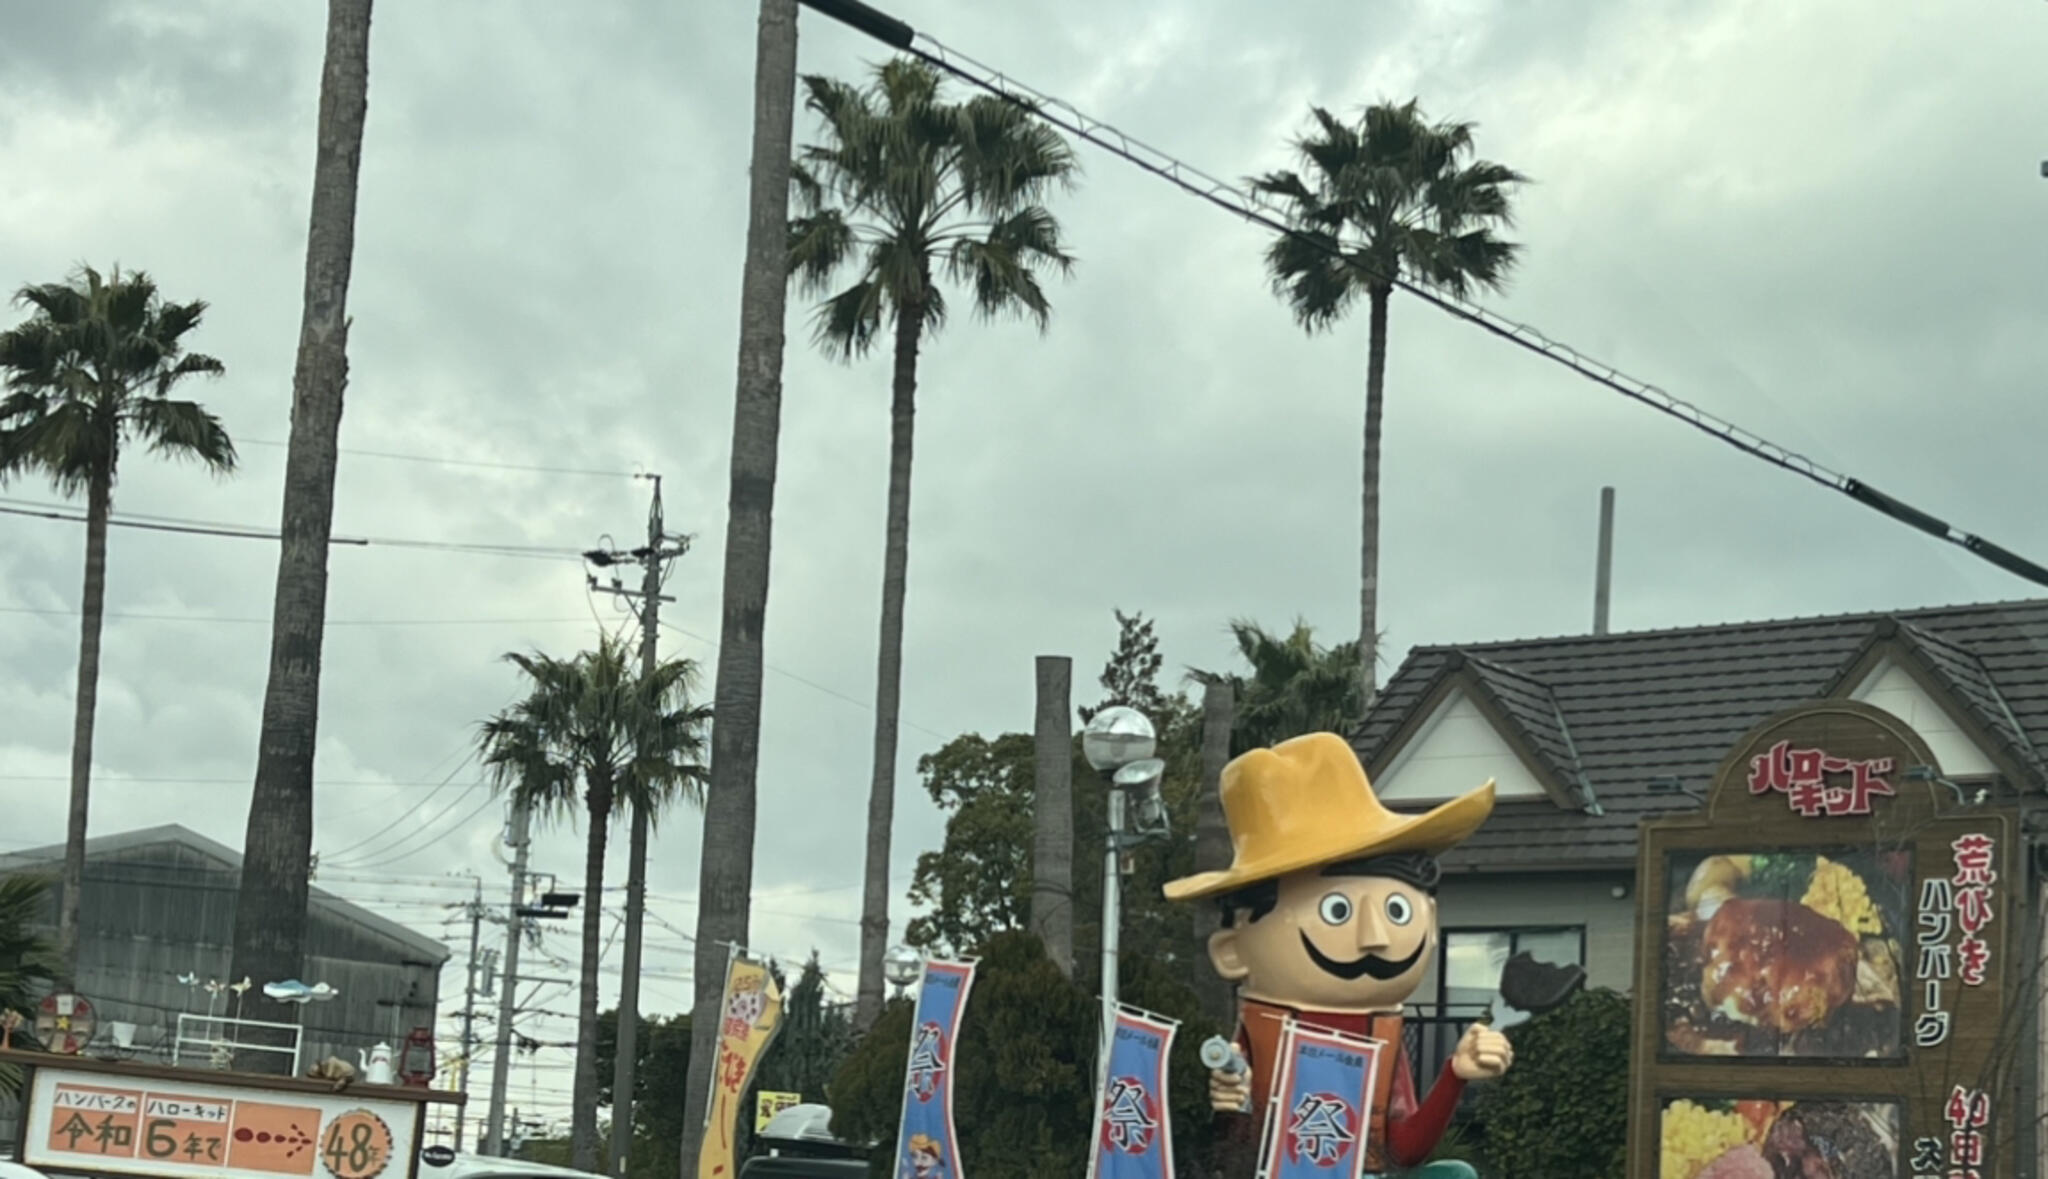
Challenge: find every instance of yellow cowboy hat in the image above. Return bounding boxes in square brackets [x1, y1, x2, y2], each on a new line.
[1162, 731, 1495, 902]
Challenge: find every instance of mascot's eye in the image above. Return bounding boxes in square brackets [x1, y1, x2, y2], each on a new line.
[1385, 894, 1415, 926]
[1317, 893, 1353, 925]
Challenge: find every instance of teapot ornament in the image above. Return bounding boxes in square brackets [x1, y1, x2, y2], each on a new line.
[358, 1042, 396, 1085]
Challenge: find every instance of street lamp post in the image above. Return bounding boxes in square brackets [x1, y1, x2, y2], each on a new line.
[1080, 706, 1165, 1063]
[883, 944, 922, 1000]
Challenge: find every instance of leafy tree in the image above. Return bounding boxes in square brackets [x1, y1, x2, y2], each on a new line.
[786, 55, 1078, 1030]
[1468, 987, 1630, 1178]
[231, 0, 374, 1075]
[0, 266, 234, 984]
[680, 0, 801, 1166]
[1078, 610, 1172, 724]
[1251, 100, 1524, 718]
[595, 1008, 694, 1178]
[0, 874, 56, 1096]
[829, 932, 1097, 1177]
[904, 733, 1040, 957]
[479, 635, 712, 1171]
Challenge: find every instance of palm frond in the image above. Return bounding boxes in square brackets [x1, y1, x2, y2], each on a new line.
[127, 396, 238, 473]
[482, 640, 715, 834]
[1257, 98, 1524, 326]
[788, 55, 1078, 360]
[788, 208, 859, 296]
[812, 277, 888, 360]
[0, 266, 232, 497]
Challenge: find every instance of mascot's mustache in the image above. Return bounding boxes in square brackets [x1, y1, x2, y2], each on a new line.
[1300, 933, 1425, 981]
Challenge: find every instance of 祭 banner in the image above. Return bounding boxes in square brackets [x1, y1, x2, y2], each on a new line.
[893, 957, 977, 1179]
[1085, 1006, 1180, 1179]
[695, 951, 785, 1179]
[1256, 1019, 1385, 1179]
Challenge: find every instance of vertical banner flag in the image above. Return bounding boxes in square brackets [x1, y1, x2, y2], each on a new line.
[1086, 1006, 1180, 1179]
[695, 951, 785, 1179]
[893, 957, 977, 1179]
[1256, 1019, 1384, 1179]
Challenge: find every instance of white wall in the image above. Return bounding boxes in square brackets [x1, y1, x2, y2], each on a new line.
[1849, 658, 2000, 777]
[1376, 688, 1552, 806]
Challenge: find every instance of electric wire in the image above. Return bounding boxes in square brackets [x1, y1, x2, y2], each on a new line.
[330, 786, 496, 871]
[656, 618, 949, 741]
[794, 0, 2048, 591]
[0, 500, 582, 561]
[0, 605, 592, 626]
[318, 751, 480, 862]
[238, 437, 641, 480]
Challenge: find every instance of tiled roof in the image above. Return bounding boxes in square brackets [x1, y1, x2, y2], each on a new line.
[1352, 599, 2048, 871]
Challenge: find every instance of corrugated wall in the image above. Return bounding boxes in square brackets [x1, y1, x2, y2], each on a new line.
[5, 837, 445, 1075]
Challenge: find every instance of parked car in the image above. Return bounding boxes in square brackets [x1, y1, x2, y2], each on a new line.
[739, 1103, 867, 1178]
[417, 1150, 608, 1179]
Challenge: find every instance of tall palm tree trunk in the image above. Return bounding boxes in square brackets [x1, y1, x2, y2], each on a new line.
[1030, 655, 1074, 978]
[1356, 283, 1390, 720]
[679, 0, 798, 1168]
[609, 801, 648, 1174]
[572, 774, 614, 1172]
[57, 469, 113, 988]
[1190, 678, 1235, 1025]
[230, 0, 372, 1072]
[854, 299, 923, 1031]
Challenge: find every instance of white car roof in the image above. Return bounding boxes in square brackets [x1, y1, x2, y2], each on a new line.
[0, 1164, 54, 1179]
[423, 1153, 610, 1179]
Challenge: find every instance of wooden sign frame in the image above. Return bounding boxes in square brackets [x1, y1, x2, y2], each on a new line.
[1627, 700, 2020, 1179]
[2, 1048, 461, 1179]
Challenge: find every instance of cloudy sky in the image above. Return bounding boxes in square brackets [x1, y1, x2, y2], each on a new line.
[3, 0, 2044, 1129]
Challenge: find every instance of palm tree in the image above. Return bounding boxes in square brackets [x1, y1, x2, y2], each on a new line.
[0, 873, 57, 1095]
[786, 56, 1078, 1029]
[1198, 619, 1366, 755]
[0, 266, 235, 987]
[479, 636, 711, 1172]
[1251, 100, 1525, 721]
[680, 0, 800, 1166]
[229, 0, 373, 1070]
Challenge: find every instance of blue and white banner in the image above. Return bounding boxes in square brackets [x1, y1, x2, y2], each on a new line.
[1086, 1006, 1180, 1179]
[893, 956, 977, 1179]
[1256, 1019, 1385, 1179]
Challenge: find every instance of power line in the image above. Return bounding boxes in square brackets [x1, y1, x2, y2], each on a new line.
[0, 606, 594, 626]
[0, 500, 582, 561]
[795, 0, 2048, 591]
[656, 618, 950, 741]
[238, 438, 641, 480]
[318, 752, 481, 862]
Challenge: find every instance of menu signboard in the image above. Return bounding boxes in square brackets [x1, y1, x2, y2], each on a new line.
[1627, 700, 2018, 1179]
[20, 1064, 425, 1179]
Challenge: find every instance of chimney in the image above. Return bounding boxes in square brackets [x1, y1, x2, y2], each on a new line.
[1593, 486, 1615, 635]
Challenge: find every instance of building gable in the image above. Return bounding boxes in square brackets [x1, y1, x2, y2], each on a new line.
[1845, 656, 2000, 778]
[1375, 685, 1554, 805]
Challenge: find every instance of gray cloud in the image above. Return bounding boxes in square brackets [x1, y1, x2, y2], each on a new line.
[3, 0, 2043, 1122]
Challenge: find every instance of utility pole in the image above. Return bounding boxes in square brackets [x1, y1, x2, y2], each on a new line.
[482, 797, 530, 1156]
[454, 880, 484, 1151]
[584, 475, 690, 1177]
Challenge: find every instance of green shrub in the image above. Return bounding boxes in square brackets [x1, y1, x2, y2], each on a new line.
[1469, 988, 1630, 1179]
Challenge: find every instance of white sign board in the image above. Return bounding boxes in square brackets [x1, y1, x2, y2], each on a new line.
[22, 1066, 421, 1179]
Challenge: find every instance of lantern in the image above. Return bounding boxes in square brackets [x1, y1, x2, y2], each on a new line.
[399, 1025, 435, 1087]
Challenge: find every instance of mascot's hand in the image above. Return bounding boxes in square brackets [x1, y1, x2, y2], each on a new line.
[1451, 1022, 1513, 1081]
[1209, 1066, 1252, 1113]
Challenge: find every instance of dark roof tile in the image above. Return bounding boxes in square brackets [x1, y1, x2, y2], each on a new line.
[1358, 598, 2048, 872]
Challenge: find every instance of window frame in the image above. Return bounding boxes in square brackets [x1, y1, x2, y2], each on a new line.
[1435, 924, 1588, 1013]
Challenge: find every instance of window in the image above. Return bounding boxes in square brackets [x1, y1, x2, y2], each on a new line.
[1439, 927, 1585, 1027]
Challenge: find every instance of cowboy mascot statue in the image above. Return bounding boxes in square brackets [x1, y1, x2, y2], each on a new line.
[1163, 732, 1510, 1178]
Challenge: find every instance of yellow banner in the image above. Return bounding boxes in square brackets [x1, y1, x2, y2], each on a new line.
[695, 954, 784, 1179]
[754, 1090, 801, 1131]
